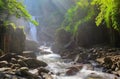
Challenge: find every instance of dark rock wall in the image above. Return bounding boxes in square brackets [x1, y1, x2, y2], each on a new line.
[0, 23, 25, 54]
[76, 22, 109, 47]
[52, 22, 109, 52]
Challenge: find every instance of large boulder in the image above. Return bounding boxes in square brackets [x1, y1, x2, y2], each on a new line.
[25, 39, 39, 52]
[0, 53, 17, 62]
[0, 23, 25, 54]
[23, 51, 36, 59]
[52, 28, 75, 53]
[21, 58, 47, 69]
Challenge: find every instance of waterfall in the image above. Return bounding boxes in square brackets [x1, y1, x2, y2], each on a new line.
[28, 16, 38, 42]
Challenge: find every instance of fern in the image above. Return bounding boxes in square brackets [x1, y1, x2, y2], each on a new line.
[92, 0, 120, 31]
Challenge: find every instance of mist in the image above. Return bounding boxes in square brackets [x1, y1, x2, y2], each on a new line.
[22, 0, 73, 45]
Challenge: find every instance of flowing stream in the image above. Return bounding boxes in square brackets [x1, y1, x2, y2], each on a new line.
[35, 46, 120, 79]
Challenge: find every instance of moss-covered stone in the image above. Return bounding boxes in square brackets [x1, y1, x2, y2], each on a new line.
[0, 22, 25, 54]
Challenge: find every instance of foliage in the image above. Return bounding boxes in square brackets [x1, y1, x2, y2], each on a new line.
[62, 0, 120, 35]
[91, 0, 120, 31]
[62, 0, 95, 35]
[0, 0, 38, 26]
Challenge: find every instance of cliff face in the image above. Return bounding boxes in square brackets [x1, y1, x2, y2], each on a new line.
[0, 22, 25, 55]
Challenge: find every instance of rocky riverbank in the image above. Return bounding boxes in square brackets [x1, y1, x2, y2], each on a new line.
[0, 53, 53, 79]
[59, 47, 120, 77]
[0, 46, 120, 79]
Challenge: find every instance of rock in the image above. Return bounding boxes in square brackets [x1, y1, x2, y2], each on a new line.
[39, 50, 51, 55]
[22, 58, 47, 69]
[23, 51, 36, 59]
[0, 61, 8, 68]
[65, 65, 83, 76]
[112, 71, 120, 77]
[25, 39, 39, 51]
[20, 67, 29, 71]
[104, 57, 113, 64]
[11, 58, 17, 64]
[10, 27, 26, 54]
[17, 55, 27, 60]
[0, 53, 17, 62]
[0, 23, 25, 54]
[52, 28, 73, 53]
[16, 67, 40, 79]
[0, 67, 11, 72]
[18, 59, 28, 67]
[108, 48, 116, 52]
[38, 67, 50, 75]
[42, 73, 53, 79]
[11, 64, 21, 69]
[0, 72, 5, 78]
[103, 57, 113, 69]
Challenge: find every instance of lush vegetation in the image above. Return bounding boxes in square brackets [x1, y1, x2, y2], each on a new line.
[61, 0, 120, 46]
[0, 0, 38, 25]
[62, 0, 120, 33]
[62, 0, 95, 35]
[92, 0, 120, 31]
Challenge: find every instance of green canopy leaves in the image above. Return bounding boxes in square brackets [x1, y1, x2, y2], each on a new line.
[0, 0, 38, 26]
[62, 0, 94, 35]
[62, 0, 120, 35]
[92, 0, 120, 31]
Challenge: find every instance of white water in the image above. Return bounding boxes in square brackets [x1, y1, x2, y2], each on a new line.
[39, 45, 53, 53]
[28, 16, 38, 42]
[37, 46, 120, 79]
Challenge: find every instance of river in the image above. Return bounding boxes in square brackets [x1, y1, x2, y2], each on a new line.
[35, 46, 119, 79]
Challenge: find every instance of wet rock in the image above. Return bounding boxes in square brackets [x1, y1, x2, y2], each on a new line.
[38, 67, 50, 75]
[22, 58, 47, 69]
[16, 67, 40, 79]
[0, 72, 6, 78]
[0, 67, 11, 72]
[0, 23, 25, 54]
[25, 39, 39, 52]
[0, 53, 17, 62]
[39, 51, 51, 55]
[20, 67, 29, 72]
[38, 67, 50, 79]
[112, 70, 120, 77]
[97, 55, 120, 74]
[65, 65, 83, 76]
[11, 64, 21, 69]
[23, 51, 36, 58]
[42, 73, 53, 79]
[18, 59, 28, 67]
[0, 61, 8, 68]
[11, 58, 17, 64]
[108, 48, 116, 52]
[21, 72, 40, 79]
[0, 53, 48, 79]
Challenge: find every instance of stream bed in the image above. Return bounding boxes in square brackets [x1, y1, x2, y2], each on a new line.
[36, 46, 120, 79]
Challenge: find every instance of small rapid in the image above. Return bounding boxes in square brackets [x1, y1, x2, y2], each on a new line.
[37, 46, 119, 79]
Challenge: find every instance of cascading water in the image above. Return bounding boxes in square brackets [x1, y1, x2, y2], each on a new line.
[36, 46, 120, 79]
[27, 16, 38, 42]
